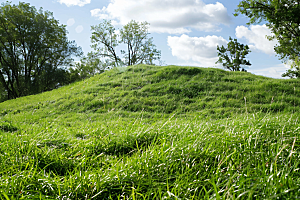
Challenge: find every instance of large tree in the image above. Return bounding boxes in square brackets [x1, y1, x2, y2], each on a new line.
[120, 20, 161, 66]
[0, 1, 82, 100]
[90, 20, 121, 67]
[235, 0, 300, 77]
[91, 20, 161, 67]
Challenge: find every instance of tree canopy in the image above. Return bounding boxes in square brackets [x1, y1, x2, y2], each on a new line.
[69, 52, 106, 82]
[235, 0, 300, 76]
[0, 1, 82, 100]
[120, 21, 161, 66]
[90, 20, 120, 68]
[216, 37, 251, 71]
[91, 20, 161, 67]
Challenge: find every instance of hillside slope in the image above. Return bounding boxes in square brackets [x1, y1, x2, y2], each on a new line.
[0, 65, 300, 199]
[1, 65, 300, 118]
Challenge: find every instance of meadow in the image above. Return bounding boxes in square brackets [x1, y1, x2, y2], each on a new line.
[0, 65, 299, 199]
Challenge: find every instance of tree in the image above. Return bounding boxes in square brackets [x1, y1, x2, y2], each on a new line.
[91, 20, 121, 67]
[235, 0, 300, 76]
[120, 20, 161, 66]
[90, 20, 161, 67]
[35, 63, 70, 92]
[216, 37, 251, 71]
[69, 52, 106, 82]
[0, 1, 82, 100]
[282, 56, 300, 78]
[0, 81, 6, 102]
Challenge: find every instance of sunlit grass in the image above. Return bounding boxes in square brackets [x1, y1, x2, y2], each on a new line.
[0, 65, 300, 199]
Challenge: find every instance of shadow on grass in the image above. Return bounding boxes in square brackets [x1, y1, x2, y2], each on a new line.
[0, 122, 18, 132]
[91, 132, 158, 157]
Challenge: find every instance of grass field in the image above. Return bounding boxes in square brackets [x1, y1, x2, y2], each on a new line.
[0, 65, 299, 199]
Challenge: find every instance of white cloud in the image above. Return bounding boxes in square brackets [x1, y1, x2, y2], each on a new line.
[75, 25, 84, 33]
[167, 34, 227, 67]
[90, 0, 231, 34]
[58, 0, 91, 7]
[235, 24, 278, 55]
[67, 18, 75, 26]
[90, 9, 111, 20]
[250, 64, 289, 78]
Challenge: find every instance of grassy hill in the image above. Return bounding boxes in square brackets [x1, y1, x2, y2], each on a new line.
[0, 65, 300, 199]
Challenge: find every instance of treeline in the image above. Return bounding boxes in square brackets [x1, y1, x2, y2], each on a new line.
[0, 2, 160, 102]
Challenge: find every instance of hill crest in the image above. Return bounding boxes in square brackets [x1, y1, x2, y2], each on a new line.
[1, 65, 300, 118]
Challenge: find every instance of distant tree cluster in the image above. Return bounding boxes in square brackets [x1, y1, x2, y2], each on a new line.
[69, 20, 161, 82]
[0, 1, 82, 101]
[69, 20, 161, 83]
[0, 2, 161, 102]
[91, 20, 161, 67]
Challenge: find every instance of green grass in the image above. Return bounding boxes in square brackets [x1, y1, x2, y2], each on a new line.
[0, 65, 300, 199]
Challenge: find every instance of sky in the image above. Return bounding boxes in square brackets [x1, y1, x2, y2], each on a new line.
[5, 0, 291, 78]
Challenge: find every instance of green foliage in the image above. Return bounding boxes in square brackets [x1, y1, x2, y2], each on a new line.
[91, 20, 161, 67]
[0, 1, 82, 100]
[0, 81, 6, 102]
[91, 20, 121, 67]
[282, 56, 300, 78]
[69, 52, 106, 82]
[216, 37, 251, 71]
[235, 0, 300, 77]
[36, 63, 71, 92]
[1, 65, 300, 199]
[120, 20, 161, 66]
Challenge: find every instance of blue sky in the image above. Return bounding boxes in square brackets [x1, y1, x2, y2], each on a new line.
[7, 0, 289, 78]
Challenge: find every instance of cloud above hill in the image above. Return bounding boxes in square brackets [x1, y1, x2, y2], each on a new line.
[235, 24, 278, 55]
[58, 0, 91, 7]
[167, 34, 227, 67]
[90, 0, 231, 34]
[251, 64, 289, 78]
